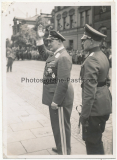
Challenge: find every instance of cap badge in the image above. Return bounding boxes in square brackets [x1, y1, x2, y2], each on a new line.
[47, 68, 52, 73]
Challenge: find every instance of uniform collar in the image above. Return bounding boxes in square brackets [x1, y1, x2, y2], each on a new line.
[46, 46, 65, 63]
[80, 47, 100, 67]
[89, 47, 100, 54]
[54, 46, 64, 55]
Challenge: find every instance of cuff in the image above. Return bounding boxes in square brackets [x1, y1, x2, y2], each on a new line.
[52, 102, 58, 106]
[36, 39, 44, 46]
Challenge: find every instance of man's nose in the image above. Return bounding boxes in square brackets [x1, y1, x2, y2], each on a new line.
[48, 42, 51, 46]
[81, 41, 84, 45]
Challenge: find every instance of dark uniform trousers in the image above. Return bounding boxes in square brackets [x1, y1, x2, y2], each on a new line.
[80, 47, 112, 155]
[82, 115, 109, 154]
[7, 57, 13, 72]
[49, 103, 73, 154]
[37, 45, 74, 155]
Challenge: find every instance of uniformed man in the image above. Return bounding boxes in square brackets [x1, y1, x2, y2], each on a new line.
[6, 47, 15, 72]
[80, 24, 112, 154]
[36, 25, 74, 155]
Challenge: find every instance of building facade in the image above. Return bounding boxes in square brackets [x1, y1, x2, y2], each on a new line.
[12, 6, 111, 49]
[53, 6, 111, 51]
[93, 6, 111, 47]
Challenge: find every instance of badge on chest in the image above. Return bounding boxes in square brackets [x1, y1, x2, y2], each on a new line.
[45, 60, 57, 78]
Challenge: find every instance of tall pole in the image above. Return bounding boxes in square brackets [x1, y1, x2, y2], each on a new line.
[36, 8, 37, 15]
[91, 6, 94, 27]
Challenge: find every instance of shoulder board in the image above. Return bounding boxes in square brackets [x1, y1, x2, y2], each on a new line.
[89, 52, 94, 57]
[55, 52, 60, 58]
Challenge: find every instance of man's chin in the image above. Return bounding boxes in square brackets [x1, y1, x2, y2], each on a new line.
[83, 48, 87, 51]
[84, 48, 90, 51]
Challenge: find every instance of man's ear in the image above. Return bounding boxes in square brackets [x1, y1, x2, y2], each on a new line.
[90, 39, 93, 45]
[58, 39, 62, 43]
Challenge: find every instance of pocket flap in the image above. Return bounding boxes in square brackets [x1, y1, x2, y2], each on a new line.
[49, 88, 56, 92]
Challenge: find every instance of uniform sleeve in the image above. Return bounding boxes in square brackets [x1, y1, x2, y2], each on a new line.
[81, 57, 100, 118]
[106, 74, 111, 87]
[53, 56, 72, 106]
[37, 45, 53, 58]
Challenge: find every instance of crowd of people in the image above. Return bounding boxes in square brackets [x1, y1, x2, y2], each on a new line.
[6, 43, 112, 69]
[67, 47, 112, 67]
[6, 45, 49, 72]
[6, 46, 41, 61]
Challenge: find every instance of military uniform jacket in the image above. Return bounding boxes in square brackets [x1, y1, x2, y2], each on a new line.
[80, 47, 112, 118]
[37, 45, 74, 106]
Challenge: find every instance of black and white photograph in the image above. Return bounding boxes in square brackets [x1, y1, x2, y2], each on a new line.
[1, 1, 116, 159]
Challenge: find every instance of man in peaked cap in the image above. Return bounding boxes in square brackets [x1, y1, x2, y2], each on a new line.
[36, 25, 74, 155]
[79, 24, 112, 154]
[46, 30, 66, 41]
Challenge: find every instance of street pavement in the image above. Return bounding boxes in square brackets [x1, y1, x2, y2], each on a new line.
[4, 60, 113, 157]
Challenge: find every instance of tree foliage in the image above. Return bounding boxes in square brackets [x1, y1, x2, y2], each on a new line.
[11, 24, 37, 47]
[11, 17, 54, 49]
[6, 38, 12, 48]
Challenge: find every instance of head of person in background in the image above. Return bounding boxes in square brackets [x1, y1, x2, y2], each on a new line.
[6, 47, 12, 56]
[46, 30, 66, 52]
[81, 24, 107, 52]
[101, 45, 107, 54]
[76, 50, 79, 54]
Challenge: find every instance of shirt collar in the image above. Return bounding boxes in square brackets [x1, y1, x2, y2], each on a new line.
[54, 46, 64, 55]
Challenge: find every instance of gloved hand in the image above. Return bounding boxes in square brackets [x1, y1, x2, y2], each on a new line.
[36, 24, 45, 38]
[51, 102, 59, 110]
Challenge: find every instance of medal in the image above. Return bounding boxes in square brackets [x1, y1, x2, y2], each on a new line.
[47, 68, 52, 73]
[52, 73, 55, 78]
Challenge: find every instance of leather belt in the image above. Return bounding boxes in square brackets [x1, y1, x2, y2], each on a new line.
[97, 81, 106, 87]
[43, 79, 57, 85]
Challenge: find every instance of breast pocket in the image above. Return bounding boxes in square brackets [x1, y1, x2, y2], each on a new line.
[47, 62, 57, 76]
[49, 88, 56, 93]
[94, 86, 112, 115]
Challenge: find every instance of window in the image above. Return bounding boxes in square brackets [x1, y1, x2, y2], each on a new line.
[62, 11, 67, 30]
[17, 24, 19, 32]
[58, 7, 61, 11]
[99, 27, 107, 35]
[69, 9, 75, 28]
[70, 15, 73, 28]
[69, 40, 73, 49]
[57, 19, 60, 30]
[86, 10, 90, 24]
[56, 14, 61, 30]
[80, 12, 84, 27]
[63, 17, 66, 29]
[100, 6, 107, 13]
